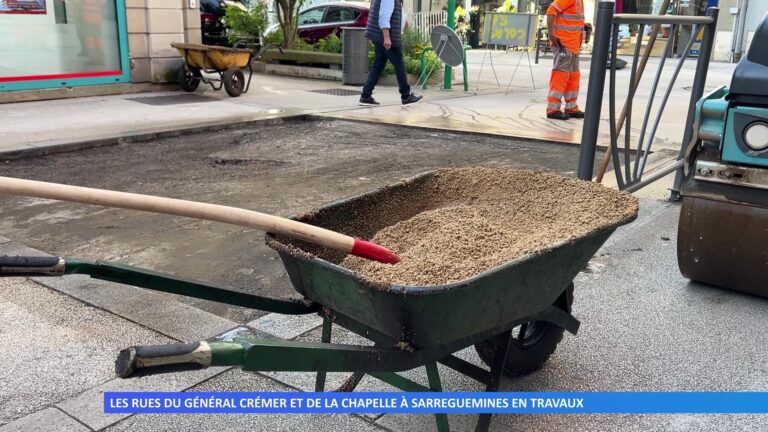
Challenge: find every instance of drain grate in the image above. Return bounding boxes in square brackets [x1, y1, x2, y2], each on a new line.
[128, 94, 217, 105]
[308, 88, 361, 96]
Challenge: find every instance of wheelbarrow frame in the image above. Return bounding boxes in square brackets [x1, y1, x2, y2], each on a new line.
[172, 43, 281, 97]
[0, 255, 580, 432]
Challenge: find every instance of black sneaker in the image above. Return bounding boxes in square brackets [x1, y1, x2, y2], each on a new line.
[359, 96, 380, 106]
[547, 111, 570, 120]
[566, 111, 585, 119]
[402, 93, 423, 105]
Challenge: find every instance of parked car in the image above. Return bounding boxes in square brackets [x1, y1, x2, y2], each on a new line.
[296, 2, 369, 44]
[200, 0, 248, 46]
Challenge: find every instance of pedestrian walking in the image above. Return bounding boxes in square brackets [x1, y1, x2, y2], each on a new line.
[359, 0, 423, 106]
[545, 0, 586, 120]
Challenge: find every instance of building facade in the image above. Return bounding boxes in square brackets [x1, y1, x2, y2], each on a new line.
[712, 0, 767, 60]
[0, 0, 200, 92]
[1, 0, 765, 93]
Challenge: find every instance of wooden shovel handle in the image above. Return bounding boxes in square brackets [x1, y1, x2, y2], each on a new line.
[0, 176, 399, 264]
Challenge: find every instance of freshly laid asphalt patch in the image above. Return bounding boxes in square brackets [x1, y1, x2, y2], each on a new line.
[0, 118, 602, 323]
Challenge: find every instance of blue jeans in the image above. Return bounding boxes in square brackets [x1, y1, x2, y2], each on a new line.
[362, 42, 411, 100]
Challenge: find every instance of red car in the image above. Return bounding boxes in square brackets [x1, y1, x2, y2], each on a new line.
[297, 2, 369, 44]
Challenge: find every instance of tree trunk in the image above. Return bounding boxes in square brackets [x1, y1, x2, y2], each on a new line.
[276, 0, 300, 49]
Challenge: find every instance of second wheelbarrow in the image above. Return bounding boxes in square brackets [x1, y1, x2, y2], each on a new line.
[172, 42, 280, 97]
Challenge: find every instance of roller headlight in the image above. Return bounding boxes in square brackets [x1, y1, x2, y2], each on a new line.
[744, 121, 768, 151]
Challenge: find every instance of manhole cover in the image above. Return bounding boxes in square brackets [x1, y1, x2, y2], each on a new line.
[308, 88, 362, 96]
[128, 94, 217, 105]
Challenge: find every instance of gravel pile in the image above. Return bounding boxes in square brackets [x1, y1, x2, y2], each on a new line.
[341, 167, 638, 286]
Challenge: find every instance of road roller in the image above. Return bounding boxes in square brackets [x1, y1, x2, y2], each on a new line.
[678, 13, 768, 297]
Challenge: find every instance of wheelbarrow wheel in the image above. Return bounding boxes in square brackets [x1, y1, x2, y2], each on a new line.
[177, 66, 201, 92]
[223, 68, 245, 97]
[474, 282, 574, 376]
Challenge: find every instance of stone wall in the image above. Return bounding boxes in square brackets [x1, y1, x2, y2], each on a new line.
[127, 0, 201, 83]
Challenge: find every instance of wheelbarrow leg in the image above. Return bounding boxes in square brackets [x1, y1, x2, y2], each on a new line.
[335, 371, 365, 392]
[314, 316, 333, 392]
[475, 329, 513, 432]
[426, 362, 450, 432]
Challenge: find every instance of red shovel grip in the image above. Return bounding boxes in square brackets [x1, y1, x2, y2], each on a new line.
[350, 239, 400, 264]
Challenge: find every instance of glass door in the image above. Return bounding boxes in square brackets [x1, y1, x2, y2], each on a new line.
[0, 0, 130, 91]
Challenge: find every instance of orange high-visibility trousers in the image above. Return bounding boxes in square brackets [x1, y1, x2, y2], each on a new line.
[547, 46, 581, 114]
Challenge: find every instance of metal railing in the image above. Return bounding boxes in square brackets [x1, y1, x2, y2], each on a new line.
[576, 1, 719, 198]
[409, 10, 448, 39]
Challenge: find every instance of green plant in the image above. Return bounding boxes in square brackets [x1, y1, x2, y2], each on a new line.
[263, 29, 284, 46]
[316, 34, 342, 53]
[455, 5, 468, 23]
[294, 38, 315, 51]
[495, 0, 517, 12]
[366, 41, 443, 79]
[401, 27, 429, 58]
[409, 50, 441, 78]
[224, 1, 267, 45]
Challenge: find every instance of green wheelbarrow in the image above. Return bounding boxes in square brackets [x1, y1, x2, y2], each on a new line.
[0, 170, 636, 432]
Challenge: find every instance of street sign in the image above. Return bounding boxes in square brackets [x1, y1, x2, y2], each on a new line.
[481, 12, 537, 47]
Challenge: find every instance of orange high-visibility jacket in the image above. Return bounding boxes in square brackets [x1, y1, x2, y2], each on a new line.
[546, 0, 585, 54]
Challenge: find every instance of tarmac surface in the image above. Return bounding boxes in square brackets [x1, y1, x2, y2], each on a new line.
[1, 58, 765, 432]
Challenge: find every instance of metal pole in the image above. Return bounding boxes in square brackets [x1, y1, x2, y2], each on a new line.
[577, 1, 615, 181]
[670, 7, 719, 200]
[444, 0, 455, 89]
[594, 0, 672, 183]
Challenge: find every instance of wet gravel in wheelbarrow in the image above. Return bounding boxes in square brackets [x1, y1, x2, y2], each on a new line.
[339, 167, 639, 286]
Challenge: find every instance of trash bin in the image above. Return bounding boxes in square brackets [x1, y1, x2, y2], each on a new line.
[342, 27, 368, 85]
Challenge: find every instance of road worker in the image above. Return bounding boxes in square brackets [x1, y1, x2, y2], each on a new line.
[546, 0, 586, 120]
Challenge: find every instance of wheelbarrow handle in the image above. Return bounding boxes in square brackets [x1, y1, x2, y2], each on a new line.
[116, 342, 214, 378]
[0, 255, 65, 276]
[0, 176, 399, 264]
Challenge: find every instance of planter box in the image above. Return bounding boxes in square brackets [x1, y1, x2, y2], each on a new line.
[253, 57, 454, 88]
[260, 49, 343, 66]
[253, 61, 342, 81]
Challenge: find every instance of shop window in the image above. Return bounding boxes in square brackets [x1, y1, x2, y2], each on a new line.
[0, 0, 129, 90]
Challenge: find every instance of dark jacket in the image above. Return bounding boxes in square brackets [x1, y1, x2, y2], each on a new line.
[366, 0, 403, 47]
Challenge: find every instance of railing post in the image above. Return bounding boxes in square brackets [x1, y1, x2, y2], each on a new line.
[670, 7, 719, 200]
[444, 1, 455, 90]
[577, 1, 615, 181]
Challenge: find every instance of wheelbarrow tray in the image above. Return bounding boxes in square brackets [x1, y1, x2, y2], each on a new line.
[171, 42, 251, 70]
[267, 169, 637, 348]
